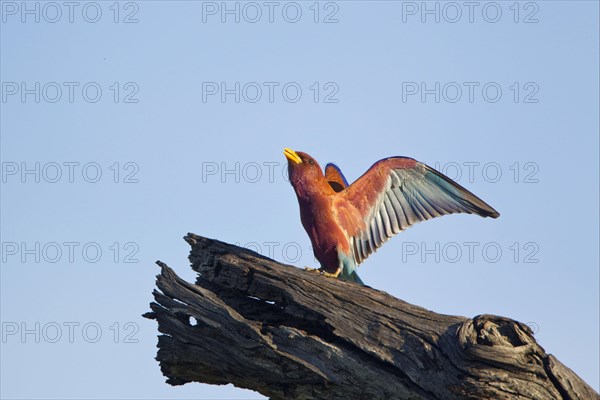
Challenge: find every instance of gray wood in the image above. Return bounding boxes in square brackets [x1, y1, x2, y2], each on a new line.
[143, 233, 599, 400]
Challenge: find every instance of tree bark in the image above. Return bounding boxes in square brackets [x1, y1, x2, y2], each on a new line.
[143, 233, 599, 400]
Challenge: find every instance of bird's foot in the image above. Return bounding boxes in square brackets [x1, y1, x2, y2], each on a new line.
[321, 268, 342, 279]
[304, 266, 341, 279]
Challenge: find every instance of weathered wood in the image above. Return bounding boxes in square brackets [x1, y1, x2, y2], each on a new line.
[144, 233, 599, 400]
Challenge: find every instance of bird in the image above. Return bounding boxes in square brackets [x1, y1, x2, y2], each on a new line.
[284, 148, 500, 285]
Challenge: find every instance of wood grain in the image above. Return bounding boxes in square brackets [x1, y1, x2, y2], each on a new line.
[143, 233, 599, 400]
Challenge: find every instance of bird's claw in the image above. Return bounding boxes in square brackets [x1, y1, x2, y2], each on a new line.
[304, 266, 341, 279]
[321, 269, 342, 278]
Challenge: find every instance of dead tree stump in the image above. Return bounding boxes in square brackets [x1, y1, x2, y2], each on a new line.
[143, 233, 599, 400]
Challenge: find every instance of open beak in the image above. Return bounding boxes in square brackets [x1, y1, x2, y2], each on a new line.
[284, 148, 302, 164]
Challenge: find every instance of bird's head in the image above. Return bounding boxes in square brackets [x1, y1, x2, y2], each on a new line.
[284, 148, 330, 199]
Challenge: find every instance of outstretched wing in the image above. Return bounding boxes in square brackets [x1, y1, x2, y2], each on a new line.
[325, 163, 349, 193]
[333, 157, 500, 265]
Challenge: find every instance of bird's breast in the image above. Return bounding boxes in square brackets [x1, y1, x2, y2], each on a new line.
[298, 196, 351, 270]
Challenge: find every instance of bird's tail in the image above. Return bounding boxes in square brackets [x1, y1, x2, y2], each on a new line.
[347, 270, 365, 285]
[340, 269, 364, 285]
[339, 255, 365, 285]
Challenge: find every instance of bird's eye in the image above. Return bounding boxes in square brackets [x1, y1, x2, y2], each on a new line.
[308, 159, 314, 165]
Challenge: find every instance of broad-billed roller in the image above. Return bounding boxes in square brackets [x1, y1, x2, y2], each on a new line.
[284, 148, 500, 285]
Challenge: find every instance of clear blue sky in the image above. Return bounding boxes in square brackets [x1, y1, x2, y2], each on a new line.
[1, 1, 598, 398]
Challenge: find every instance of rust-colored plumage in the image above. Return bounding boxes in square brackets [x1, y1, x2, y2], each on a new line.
[324, 163, 348, 192]
[284, 148, 499, 284]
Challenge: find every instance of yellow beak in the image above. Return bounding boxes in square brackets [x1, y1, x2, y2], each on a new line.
[284, 148, 302, 164]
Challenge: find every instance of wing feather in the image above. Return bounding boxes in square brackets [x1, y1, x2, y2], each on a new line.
[383, 194, 400, 234]
[334, 157, 499, 266]
[380, 201, 394, 237]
